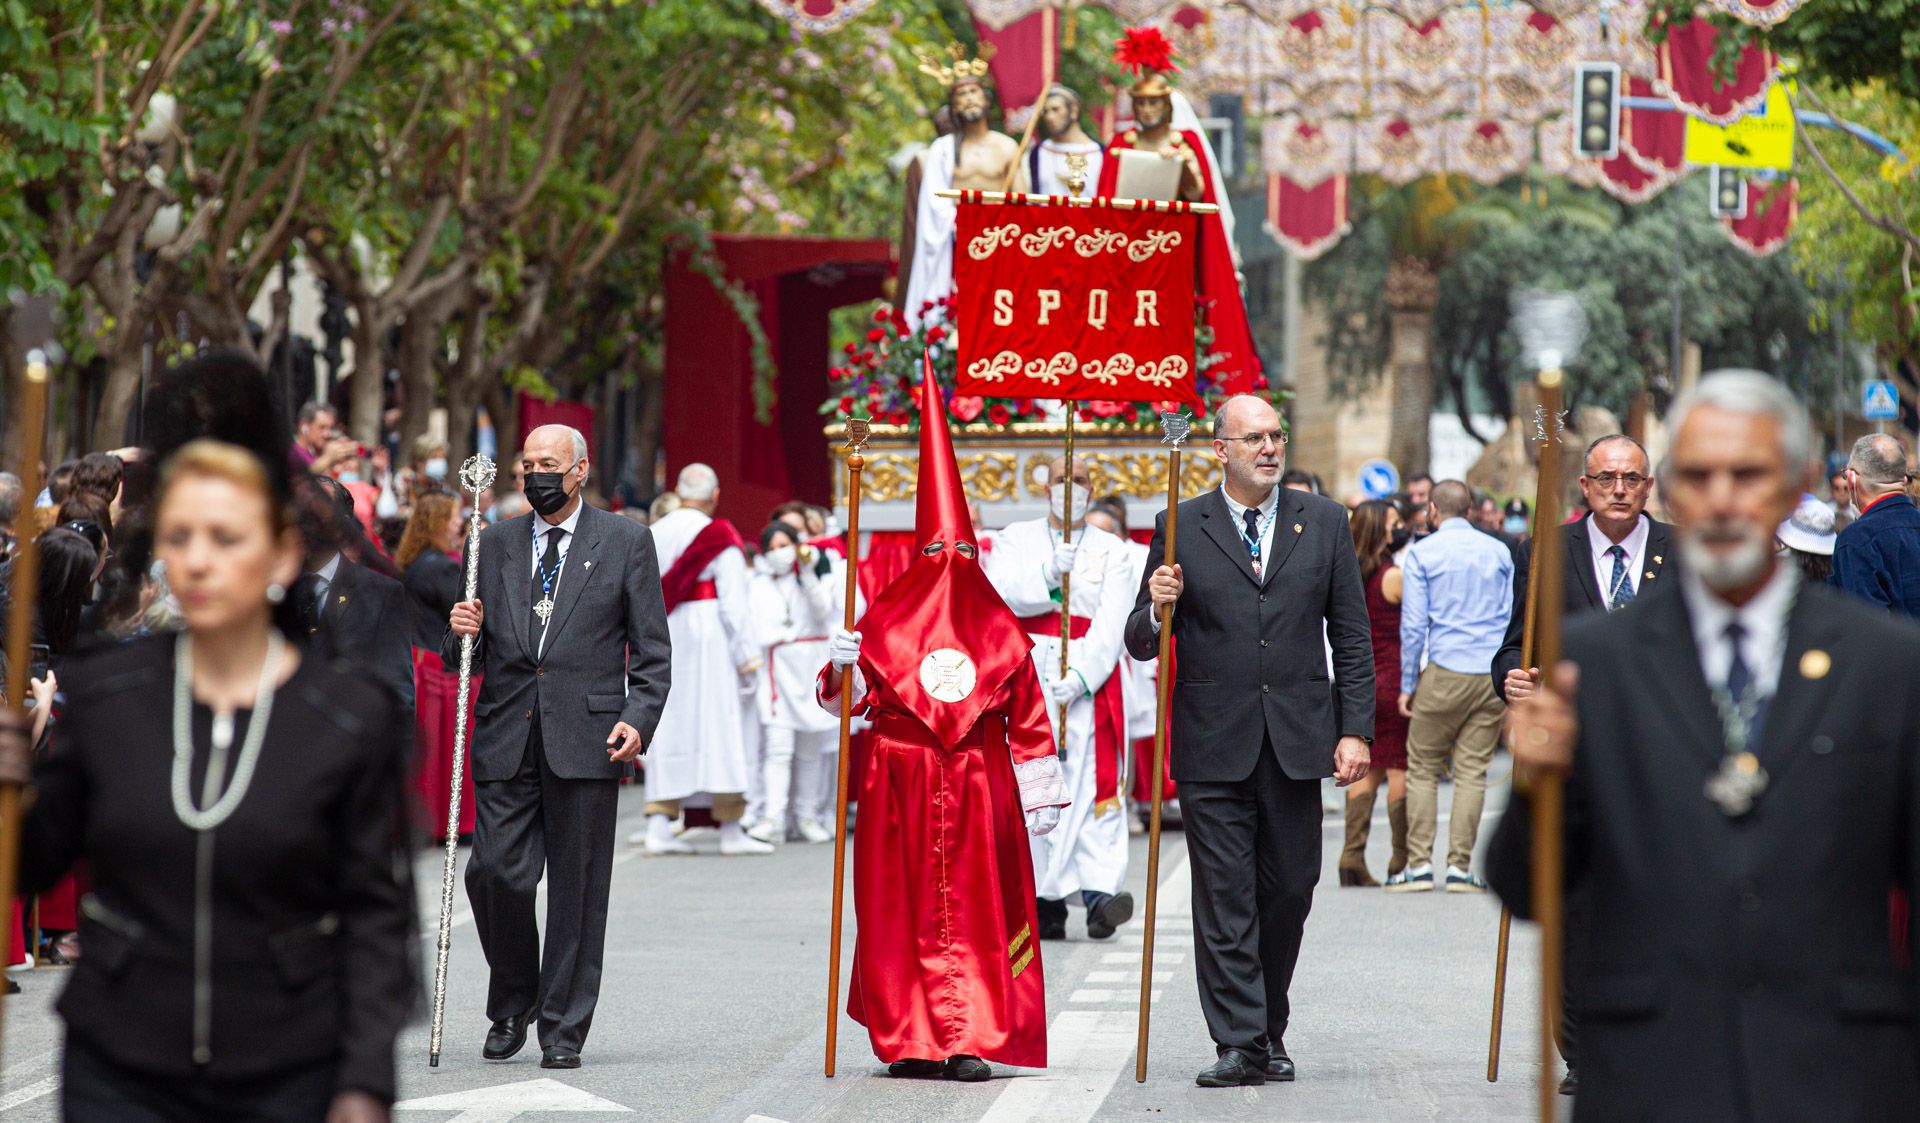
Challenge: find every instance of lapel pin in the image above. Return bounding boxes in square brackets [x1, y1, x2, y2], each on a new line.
[584, 561, 592, 569]
[337, 593, 348, 604]
[1292, 523, 1303, 534]
[1645, 571, 1654, 580]
[1653, 555, 1663, 565]
[1799, 649, 1831, 681]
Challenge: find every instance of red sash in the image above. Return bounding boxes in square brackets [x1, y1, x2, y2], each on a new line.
[1018, 612, 1125, 815]
[660, 517, 745, 614]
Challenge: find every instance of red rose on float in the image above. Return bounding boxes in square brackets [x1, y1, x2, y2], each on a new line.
[866, 328, 886, 343]
[926, 325, 947, 343]
[873, 306, 891, 323]
[950, 395, 984, 422]
[988, 404, 1012, 426]
[1089, 399, 1125, 418]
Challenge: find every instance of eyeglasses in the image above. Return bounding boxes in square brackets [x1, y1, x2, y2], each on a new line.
[1585, 472, 1649, 489]
[1221, 430, 1288, 451]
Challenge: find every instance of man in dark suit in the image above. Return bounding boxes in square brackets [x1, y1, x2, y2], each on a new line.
[1491, 433, 1671, 1093]
[1125, 394, 1373, 1088]
[1492, 370, 1920, 1121]
[295, 475, 415, 713]
[1494, 435, 1673, 706]
[1831, 432, 1920, 615]
[447, 424, 671, 1069]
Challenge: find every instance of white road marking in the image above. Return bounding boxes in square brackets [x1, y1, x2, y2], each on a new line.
[978, 857, 1192, 1123]
[1084, 970, 1171, 983]
[395, 1076, 630, 1120]
[1100, 951, 1184, 965]
[0, 1076, 58, 1111]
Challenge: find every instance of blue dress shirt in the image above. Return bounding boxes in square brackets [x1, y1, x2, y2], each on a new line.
[1399, 516, 1515, 693]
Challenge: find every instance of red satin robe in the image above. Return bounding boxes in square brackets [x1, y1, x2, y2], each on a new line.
[819, 659, 1058, 1067]
[1096, 128, 1262, 393]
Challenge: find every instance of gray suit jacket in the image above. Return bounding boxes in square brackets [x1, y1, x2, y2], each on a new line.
[445, 504, 672, 782]
[1125, 486, 1374, 783]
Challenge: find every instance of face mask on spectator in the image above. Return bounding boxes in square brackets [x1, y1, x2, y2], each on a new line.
[425, 457, 449, 481]
[758, 546, 798, 574]
[1389, 527, 1411, 551]
[1503, 515, 1528, 536]
[338, 471, 361, 485]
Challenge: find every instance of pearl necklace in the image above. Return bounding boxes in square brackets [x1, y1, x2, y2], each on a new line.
[170, 630, 286, 833]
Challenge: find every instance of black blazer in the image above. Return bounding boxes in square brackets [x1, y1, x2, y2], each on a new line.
[305, 557, 416, 714]
[1492, 515, 1674, 702]
[1487, 580, 1920, 1121]
[1124, 486, 1373, 782]
[20, 635, 417, 1101]
[443, 504, 672, 782]
[403, 550, 462, 662]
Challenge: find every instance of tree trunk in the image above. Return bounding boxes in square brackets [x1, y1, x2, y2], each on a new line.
[629, 362, 665, 501]
[1385, 255, 1440, 478]
[94, 326, 148, 454]
[347, 303, 386, 444]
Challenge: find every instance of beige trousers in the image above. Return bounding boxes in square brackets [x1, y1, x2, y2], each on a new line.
[1404, 664, 1504, 873]
[645, 793, 747, 823]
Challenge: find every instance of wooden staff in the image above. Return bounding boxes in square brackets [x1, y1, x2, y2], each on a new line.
[1528, 367, 1570, 1123]
[1055, 410, 1075, 751]
[1136, 410, 1192, 1083]
[0, 317, 53, 1041]
[1488, 394, 1559, 1083]
[428, 455, 495, 1067]
[824, 417, 870, 1077]
[936, 189, 1219, 214]
[1000, 6, 1057, 194]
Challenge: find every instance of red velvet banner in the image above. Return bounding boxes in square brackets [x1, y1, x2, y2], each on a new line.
[953, 199, 1200, 404]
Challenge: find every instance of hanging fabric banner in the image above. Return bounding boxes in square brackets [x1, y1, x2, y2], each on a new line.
[953, 197, 1200, 404]
[1722, 177, 1797, 256]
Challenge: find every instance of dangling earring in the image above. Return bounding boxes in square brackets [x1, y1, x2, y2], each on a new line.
[266, 583, 287, 605]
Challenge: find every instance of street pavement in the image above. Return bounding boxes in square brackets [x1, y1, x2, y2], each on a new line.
[1, 771, 1564, 1121]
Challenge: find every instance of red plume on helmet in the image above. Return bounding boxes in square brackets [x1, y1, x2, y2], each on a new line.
[914, 351, 977, 552]
[847, 352, 1031, 748]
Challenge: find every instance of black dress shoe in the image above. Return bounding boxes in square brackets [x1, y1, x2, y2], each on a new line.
[1559, 1066, 1578, 1096]
[482, 1015, 531, 1061]
[1263, 1050, 1296, 1081]
[945, 1054, 992, 1082]
[1196, 1049, 1267, 1087]
[540, 1046, 581, 1069]
[1037, 915, 1067, 940]
[887, 1058, 946, 1078]
[1086, 891, 1135, 940]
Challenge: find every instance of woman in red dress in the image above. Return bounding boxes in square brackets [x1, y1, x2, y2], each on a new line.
[1340, 499, 1410, 886]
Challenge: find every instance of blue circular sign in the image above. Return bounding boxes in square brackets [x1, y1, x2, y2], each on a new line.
[1359, 459, 1400, 500]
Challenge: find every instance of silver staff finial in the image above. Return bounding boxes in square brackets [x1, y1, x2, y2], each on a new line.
[459, 455, 496, 494]
[1159, 411, 1193, 447]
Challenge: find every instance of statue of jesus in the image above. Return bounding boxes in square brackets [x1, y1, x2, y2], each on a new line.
[1025, 84, 1104, 200]
[902, 49, 1027, 331]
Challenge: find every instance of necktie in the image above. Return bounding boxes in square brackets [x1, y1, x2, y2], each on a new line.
[295, 572, 325, 635]
[1242, 506, 1263, 577]
[1606, 544, 1635, 611]
[1723, 621, 1750, 705]
[533, 527, 564, 636]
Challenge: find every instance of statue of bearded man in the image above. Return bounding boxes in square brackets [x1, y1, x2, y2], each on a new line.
[1025, 85, 1103, 200]
[901, 73, 1028, 330]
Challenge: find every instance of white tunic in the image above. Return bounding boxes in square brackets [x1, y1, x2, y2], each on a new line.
[984, 518, 1135, 899]
[902, 134, 958, 331]
[749, 556, 862, 733]
[646, 507, 754, 803]
[1115, 537, 1159, 742]
[1032, 139, 1104, 200]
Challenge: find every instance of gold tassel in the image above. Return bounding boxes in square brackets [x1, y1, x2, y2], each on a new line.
[1063, 0, 1076, 49]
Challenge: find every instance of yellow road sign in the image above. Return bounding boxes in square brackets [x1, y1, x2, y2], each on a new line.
[1684, 81, 1795, 171]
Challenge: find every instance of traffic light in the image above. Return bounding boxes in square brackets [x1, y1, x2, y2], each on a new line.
[1709, 166, 1748, 219]
[1572, 62, 1620, 160]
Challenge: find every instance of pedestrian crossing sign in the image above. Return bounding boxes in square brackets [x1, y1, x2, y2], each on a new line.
[1863, 379, 1900, 421]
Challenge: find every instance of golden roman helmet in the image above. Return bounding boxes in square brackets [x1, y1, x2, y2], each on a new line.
[916, 41, 997, 88]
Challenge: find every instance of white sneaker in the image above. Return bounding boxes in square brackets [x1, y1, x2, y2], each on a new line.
[642, 836, 693, 856]
[796, 818, 834, 844]
[720, 833, 775, 856]
[744, 818, 782, 845]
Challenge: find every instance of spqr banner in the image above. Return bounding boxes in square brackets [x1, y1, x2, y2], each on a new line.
[954, 196, 1200, 404]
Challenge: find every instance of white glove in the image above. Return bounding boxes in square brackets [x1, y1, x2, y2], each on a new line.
[1025, 805, 1062, 836]
[828, 628, 862, 670]
[1045, 671, 1086, 707]
[1042, 539, 1079, 586]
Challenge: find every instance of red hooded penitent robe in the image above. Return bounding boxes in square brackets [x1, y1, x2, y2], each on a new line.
[816, 369, 1067, 1067]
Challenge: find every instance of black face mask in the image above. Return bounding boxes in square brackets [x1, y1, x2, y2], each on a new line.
[1388, 527, 1411, 551]
[524, 462, 578, 517]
